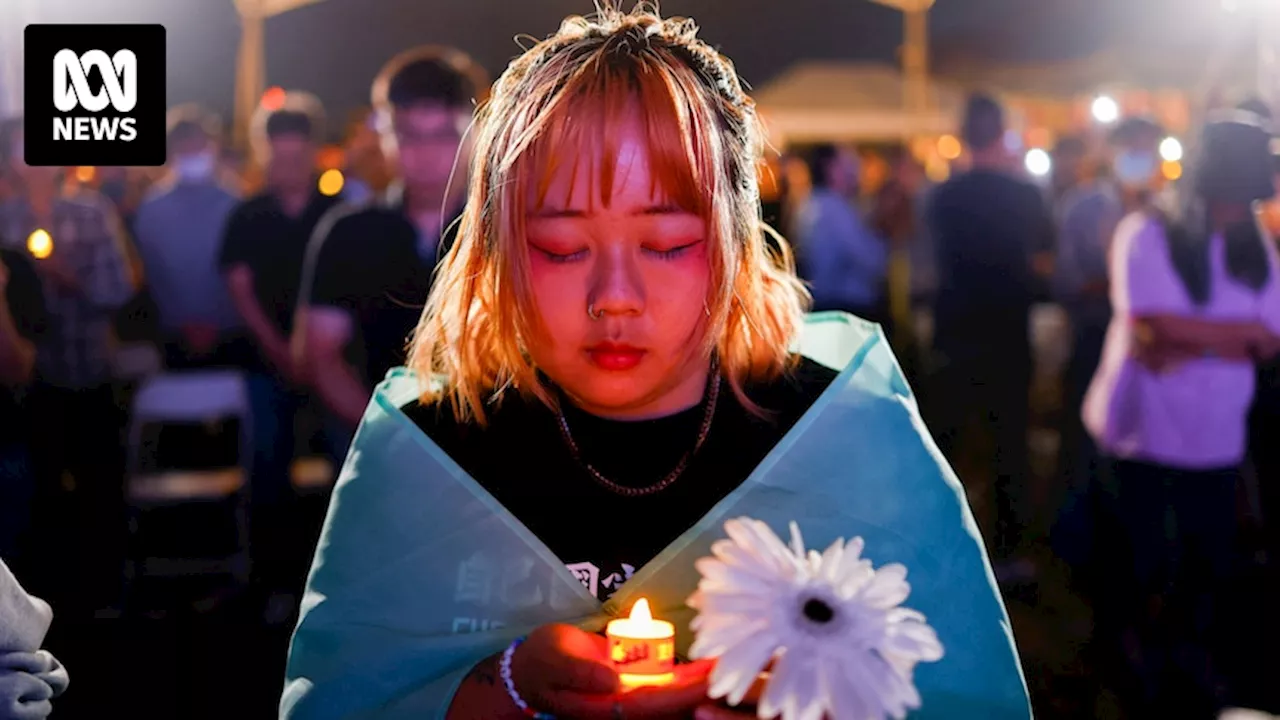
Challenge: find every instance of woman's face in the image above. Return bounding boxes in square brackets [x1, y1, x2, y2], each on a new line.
[523, 116, 713, 420]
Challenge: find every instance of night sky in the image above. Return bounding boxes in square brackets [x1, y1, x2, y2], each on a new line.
[19, 0, 1227, 127]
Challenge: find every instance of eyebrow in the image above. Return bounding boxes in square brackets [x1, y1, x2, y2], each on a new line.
[530, 203, 691, 219]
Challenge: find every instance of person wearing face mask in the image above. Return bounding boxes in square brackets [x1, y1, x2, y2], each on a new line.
[1050, 116, 1165, 585]
[132, 106, 246, 369]
[1083, 111, 1280, 716]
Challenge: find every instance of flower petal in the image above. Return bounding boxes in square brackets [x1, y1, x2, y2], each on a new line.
[860, 563, 911, 609]
[708, 627, 781, 706]
[689, 616, 771, 660]
[788, 521, 806, 558]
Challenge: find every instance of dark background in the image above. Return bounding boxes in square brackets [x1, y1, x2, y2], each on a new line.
[15, 0, 1227, 130]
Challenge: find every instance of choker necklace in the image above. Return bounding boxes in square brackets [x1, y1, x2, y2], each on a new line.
[555, 358, 721, 498]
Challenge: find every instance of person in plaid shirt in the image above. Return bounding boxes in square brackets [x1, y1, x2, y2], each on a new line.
[0, 118, 135, 611]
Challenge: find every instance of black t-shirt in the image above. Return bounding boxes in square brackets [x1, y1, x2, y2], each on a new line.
[305, 190, 460, 388]
[925, 169, 1054, 359]
[219, 188, 343, 336]
[404, 357, 838, 601]
[0, 248, 49, 437]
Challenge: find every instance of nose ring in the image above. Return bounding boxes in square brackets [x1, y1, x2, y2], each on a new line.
[588, 303, 603, 320]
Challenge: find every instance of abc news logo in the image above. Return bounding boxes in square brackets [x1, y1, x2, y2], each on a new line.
[24, 24, 166, 167]
[53, 49, 139, 142]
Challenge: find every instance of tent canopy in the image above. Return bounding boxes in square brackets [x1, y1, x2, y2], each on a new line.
[753, 61, 967, 145]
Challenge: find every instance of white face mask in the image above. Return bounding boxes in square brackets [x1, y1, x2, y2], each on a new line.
[1113, 150, 1158, 188]
[174, 151, 217, 182]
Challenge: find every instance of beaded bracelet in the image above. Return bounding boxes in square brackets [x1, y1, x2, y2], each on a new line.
[500, 637, 556, 720]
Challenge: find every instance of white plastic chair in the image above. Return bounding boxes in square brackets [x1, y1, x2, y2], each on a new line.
[123, 370, 253, 586]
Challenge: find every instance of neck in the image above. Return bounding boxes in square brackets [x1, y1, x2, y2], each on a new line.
[969, 147, 1006, 171]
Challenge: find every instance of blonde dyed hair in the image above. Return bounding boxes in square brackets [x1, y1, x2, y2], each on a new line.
[408, 3, 810, 425]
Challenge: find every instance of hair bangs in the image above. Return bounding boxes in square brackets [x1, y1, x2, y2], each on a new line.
[518, 53, 715, 219]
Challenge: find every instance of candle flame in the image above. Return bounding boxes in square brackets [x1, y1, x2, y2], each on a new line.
[27, 229, 53, 260]
[629, 598, 652, 622]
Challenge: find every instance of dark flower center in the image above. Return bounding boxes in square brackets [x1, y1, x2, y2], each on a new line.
[802, 598, 835, 624]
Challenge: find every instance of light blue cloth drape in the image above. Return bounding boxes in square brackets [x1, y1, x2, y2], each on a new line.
[282, 312, 1030, 719]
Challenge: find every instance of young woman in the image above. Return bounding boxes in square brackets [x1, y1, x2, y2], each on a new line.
[282, 7, 1028, 720]
[1083, 112, 1280, 715]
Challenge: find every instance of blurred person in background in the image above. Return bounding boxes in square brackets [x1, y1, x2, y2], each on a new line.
[337, 109, 382, 205]
[220, 95, 345, 609]
[0, 246, 47, 570]
[794, 143, 888, 325]
[870, 145, 926, 345]
[925, 92, 1055, 581]
[1051, 116, 1166, 582]
[294, 47, 484, 439]
[0, 117, 135, 611]
[1253, 141, 1280, 569]
[132, 105, 246, 370]
[1082, 111, 1280, 716]
[1050, 135, 1088, 210]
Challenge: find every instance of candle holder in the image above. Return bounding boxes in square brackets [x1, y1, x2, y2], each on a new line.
[605, 598, 675, 688]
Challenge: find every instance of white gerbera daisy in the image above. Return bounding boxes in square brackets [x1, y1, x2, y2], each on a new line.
[687, 517, 944, 720]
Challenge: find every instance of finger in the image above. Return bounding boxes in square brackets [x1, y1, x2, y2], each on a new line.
[537, 628, 617, 695]
[672, 658, 715, 683]
[615, 672, 710, 718]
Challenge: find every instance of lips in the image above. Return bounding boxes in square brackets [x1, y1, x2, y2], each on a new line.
[586, 342, 646, 371]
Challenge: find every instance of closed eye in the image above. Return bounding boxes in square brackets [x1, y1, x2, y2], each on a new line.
[644, 240, 703, 260]
[536, 247, 588, 263]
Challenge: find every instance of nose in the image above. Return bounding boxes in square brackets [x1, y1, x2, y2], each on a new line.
[588, 244, 645, 318]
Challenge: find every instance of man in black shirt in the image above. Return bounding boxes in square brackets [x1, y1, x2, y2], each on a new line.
[295, 47, 484, 436]
[925, 93, 1054, 574]
[221, 98, 344, 595]
[0, 248, 49, 566]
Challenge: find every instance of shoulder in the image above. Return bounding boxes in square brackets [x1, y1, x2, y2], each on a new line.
[1115, 210, 1166, 251]
[57, 194, 118, 230]
[228, 192, 275, 222]
[400, 392, 536, 460]
[745, 355, 840, 422]
[0, 247, 36, 277]
[139, 177, 177, 205]
[315, 202, 408, 246]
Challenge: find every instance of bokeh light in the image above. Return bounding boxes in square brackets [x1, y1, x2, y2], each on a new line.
[1162, 160, 1183, 181]
[1091, 95, 1120, 124]
[261, 86, 287, 111]
[27, 229, 53, 260]
[1025, 148, 1052, 177]
[74, 166, 95, 183]
[1159, 137, 1183, 162]
[937, 134, 962, 160]
[318, 169, 345, 197]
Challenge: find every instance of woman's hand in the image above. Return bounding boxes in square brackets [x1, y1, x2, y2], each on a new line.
[510, 624, 713, 719]
[693, 673, 824, 720]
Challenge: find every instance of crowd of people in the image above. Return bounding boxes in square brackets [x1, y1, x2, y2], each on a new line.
[0, 4, 1277, 718]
